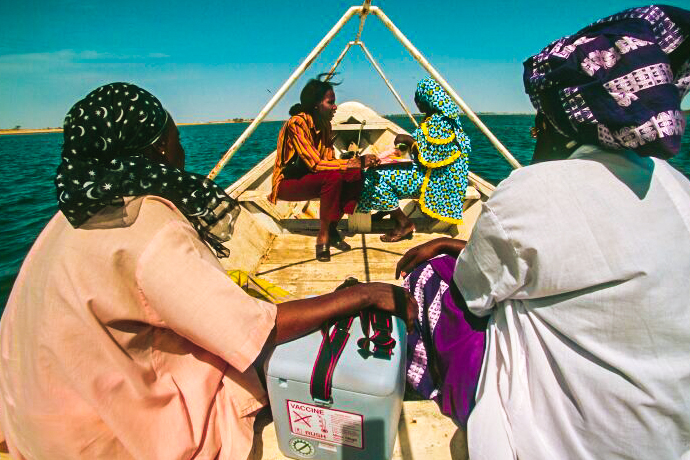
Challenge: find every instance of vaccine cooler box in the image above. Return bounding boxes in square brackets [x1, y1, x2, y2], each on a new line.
[265, 314, 406, 460]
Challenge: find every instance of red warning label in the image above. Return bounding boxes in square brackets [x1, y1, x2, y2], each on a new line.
[287, 400, 364, 449]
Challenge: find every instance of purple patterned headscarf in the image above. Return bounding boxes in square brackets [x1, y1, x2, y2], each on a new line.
[523, 5, 690, 159]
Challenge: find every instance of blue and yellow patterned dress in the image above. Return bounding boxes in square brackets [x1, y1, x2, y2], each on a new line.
[357, 77, 470, 224]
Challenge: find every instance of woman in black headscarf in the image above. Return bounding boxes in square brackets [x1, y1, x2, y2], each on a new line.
[56, 82, 237, 256]
[0, 82, 415, 460]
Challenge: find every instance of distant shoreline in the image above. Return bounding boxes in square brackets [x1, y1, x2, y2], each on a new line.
[0, 114, 540, 136]
[178, 119, 254, 127]
[8, 111, 685, 137]
[0, 128, 63, 136]
[0, 119, 255, 136]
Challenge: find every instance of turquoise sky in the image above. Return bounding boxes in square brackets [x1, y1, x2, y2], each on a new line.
[1, 0, 689, 128]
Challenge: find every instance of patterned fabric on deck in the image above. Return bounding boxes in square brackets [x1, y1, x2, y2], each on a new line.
[523, 4, 690, 159]
[357, 162, 425, 212]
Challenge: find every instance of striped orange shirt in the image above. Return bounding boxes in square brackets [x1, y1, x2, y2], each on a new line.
[269, 112, 349, 203]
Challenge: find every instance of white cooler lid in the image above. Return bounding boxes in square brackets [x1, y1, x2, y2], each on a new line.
[265, 316, 405, 397]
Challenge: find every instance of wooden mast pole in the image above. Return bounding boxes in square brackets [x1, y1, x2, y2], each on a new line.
[208, 6, 362, 180]
[370, 6, 522, 169]
[358, 42, 418, 128]
[209, 1, 520, 182]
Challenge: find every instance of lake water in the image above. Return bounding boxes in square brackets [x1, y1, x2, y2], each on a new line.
[1, 114, 689, 309]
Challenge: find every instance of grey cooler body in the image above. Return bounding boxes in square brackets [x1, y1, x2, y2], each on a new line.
[265, 315, 406, 460]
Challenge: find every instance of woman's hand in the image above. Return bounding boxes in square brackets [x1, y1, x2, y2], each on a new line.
[395, 237, 467, 279]
[362, 153, 380, 168]
[270, 281, 418, 345]
[346, 156, 360, 168]
[346, 154, 380, 169]
[359, 282, 418, 331]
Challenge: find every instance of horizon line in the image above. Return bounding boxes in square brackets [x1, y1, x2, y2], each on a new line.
[0, 112, 542, 132]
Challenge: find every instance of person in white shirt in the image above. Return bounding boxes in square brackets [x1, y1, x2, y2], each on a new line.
[397, 5, 690, 459]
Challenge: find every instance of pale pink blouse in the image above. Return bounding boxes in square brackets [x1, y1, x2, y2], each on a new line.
[0, 196, 277, 460]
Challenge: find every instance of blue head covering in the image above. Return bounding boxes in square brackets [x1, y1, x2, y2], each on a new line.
[523, 5, 690, 159]
[412, 77, 471, 166]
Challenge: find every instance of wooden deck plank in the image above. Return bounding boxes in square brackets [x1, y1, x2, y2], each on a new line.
[266, 233, 442, 255]
[256, 233, 448, 297]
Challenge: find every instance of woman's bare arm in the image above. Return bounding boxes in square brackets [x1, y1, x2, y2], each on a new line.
[396, 237, 467, 279]
[266, 282, 417, 345]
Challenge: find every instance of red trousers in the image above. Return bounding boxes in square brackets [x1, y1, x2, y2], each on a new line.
[277, 169, 363, 223]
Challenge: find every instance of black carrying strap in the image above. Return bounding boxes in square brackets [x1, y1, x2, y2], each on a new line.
[357, 286, 405, 357]
[310, 316, 355, 402]
[309, 279, 404, 403]
[357, 309, 396, 357]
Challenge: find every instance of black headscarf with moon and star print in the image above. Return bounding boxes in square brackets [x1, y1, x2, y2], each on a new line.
[55, 82, 237, 257]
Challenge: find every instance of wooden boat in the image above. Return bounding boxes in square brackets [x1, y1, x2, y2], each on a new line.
[202, 2, 521, 458]
[215, 101, 494, 460]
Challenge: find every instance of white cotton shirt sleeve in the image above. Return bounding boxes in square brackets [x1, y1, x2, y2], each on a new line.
[454, 202, 526, 316]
